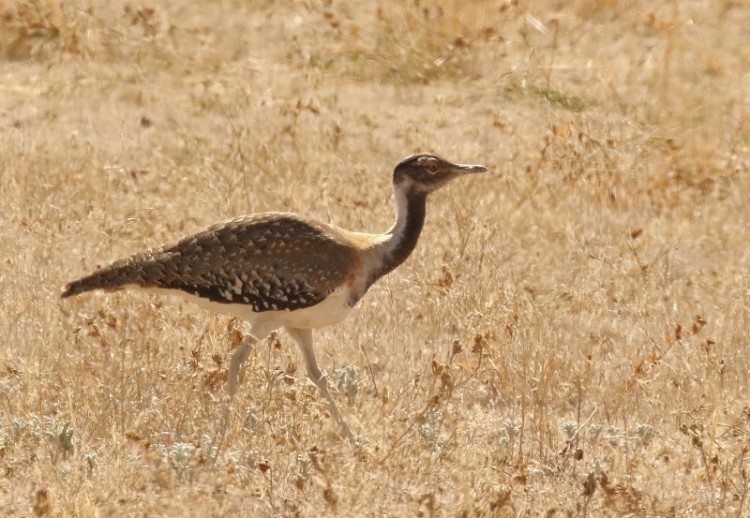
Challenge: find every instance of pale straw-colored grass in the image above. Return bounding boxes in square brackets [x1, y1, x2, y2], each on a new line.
[1, 0, 749, 515]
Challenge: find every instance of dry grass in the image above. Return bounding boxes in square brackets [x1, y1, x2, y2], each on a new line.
[2, 0, 749, 515]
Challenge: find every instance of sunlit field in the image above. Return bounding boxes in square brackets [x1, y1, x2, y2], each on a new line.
[2, 1, 749, 515]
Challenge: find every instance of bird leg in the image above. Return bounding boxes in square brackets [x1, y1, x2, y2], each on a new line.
[227, 323, 272, 397]
[286, 327, 354, 440]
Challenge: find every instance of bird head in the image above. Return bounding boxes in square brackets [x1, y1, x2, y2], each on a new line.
[393, 153, 487, 194]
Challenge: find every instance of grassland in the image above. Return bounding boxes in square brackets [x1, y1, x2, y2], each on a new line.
[1, 0, 749, 515]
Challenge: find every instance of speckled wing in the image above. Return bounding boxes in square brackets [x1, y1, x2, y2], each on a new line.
[62, 213, 360, 312]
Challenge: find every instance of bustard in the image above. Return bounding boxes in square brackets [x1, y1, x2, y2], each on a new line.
[61, 153, 486, 437]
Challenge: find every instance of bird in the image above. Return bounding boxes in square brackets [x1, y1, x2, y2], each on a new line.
[61, 153, 487, 438]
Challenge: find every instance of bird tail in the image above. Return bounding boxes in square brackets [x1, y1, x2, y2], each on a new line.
[61, 252, 159, 298]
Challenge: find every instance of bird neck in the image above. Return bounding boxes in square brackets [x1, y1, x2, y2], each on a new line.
[370, 183, 426, 284]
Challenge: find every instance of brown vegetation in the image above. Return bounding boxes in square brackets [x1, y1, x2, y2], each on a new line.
[1, 0, 749, 515]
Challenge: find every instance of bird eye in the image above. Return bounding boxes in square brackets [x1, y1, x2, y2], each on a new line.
[426, 161, 438, 172]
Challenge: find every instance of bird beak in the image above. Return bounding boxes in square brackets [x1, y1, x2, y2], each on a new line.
[452, 162, 487, 174]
